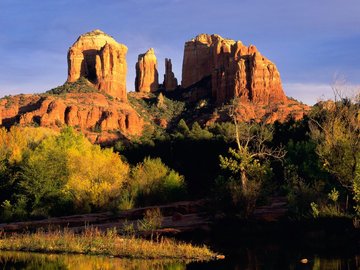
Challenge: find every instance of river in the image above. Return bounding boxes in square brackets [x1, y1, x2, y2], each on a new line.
[0, 249, 358, 270]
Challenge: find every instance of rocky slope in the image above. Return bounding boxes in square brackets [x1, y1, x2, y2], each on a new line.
[0, 80, 143, 144]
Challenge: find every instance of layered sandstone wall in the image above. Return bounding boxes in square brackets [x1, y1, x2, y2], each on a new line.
[182, 34, 286, 104]
[0, 94, 143, 140]
[67, 30, 128, 102]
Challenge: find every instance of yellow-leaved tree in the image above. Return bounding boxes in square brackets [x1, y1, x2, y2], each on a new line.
[66, 144, 129, 210]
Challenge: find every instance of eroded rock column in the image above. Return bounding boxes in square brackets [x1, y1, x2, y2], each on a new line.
[135, 48, 159, 92]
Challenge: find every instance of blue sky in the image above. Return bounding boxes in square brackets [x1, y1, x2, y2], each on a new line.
[0, 0, 359, 104]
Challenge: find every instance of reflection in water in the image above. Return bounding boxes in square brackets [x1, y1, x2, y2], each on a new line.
[187, 252, 360, 270]
[0, 251, 359, 270]
[0, 251, 187, 270]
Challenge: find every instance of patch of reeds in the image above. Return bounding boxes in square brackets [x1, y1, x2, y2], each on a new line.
[0, 227, 218, 260]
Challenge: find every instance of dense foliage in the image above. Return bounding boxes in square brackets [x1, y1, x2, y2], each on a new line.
[0, 127, 185, 221]
[1, 88, 359, 222]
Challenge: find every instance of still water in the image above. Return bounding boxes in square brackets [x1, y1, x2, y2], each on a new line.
[0, 250, 359, 270]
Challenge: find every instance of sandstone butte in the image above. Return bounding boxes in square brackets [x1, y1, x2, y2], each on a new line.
[135, 48, 159, 92]
[182, 34, 287, 105]
[67, 29, 128, 102]
[0, 30, 310, 143]
[163, 58, 178, 91]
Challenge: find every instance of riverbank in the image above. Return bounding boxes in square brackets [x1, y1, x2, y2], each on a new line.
[0, 227, 219, 260]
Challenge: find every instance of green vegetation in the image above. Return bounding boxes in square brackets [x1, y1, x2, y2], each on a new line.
[127, 157, 186, 207]
[218, 120, 284, 217]
[0, 127, 186, 221]
[128, 93, 185, 126]
[0, 83, 359, 226]
[0, 227, 217, 260]
[45, 77, 99, 96]
[309, 97, 360, 216]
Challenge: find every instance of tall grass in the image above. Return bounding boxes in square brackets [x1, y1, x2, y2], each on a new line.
[0, 227, 217, 260]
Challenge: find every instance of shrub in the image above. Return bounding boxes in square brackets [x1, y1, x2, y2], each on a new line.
[129, 157, 186, 206]
[137, 208, 163, 232]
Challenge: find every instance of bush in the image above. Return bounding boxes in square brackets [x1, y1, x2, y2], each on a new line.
[0, 126, 129, 221]
[129, 157, 186, 206]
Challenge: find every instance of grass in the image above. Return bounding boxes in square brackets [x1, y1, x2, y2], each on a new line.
[0, 227, 219, 260]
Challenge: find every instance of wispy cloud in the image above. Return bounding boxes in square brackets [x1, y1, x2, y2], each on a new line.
[284, 82, 360, 105]
[283, 83, 333, 105]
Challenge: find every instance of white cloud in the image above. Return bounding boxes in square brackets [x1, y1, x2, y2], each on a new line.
[283, 83, 333, 105]
[284, 82, 360, 105]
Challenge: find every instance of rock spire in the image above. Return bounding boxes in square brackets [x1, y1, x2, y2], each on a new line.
[135, 48, 159, 92]
[163, 58, 178, 91]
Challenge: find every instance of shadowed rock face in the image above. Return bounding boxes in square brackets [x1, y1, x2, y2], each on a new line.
[67, 30, 128, 102]
[182, 34, 286, 105]
[135, 48, 159, 93]
[163, 58, 178, 91]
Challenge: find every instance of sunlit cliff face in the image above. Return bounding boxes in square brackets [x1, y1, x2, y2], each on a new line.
[67, 29, 128, 102]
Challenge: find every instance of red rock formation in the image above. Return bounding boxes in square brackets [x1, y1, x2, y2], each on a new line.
[67, 30, 128, 102]
[163, 58, 178, 91]
[135, 48, 159, 92]
[0, 93, 143, 142]
[182, 34, 286, 105]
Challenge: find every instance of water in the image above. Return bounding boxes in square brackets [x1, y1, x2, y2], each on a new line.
[0, 250, 359, 270]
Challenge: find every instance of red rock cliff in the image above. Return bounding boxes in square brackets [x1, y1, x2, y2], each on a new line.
[0, 93, 143, 143]
[182, 34, 286, 104]
[135, 48, 159, 92]
[67, 30, 128, 102]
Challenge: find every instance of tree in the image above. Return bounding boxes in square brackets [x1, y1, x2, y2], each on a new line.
[66, 145, 129, 210]
[19, 127, 83, 217]
[189, 122, 213, 140]
[309, 82, 360, 214]
[18, 127, 129, 216]
[219, 99, 285, 217]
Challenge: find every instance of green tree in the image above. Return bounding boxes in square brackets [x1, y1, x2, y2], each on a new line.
[219, 99, 285, 217]
[19, 127, 82, 217]
[176, 119, 190, 137]
[309, 85, 360, 215]
[189, 122, 213, 140]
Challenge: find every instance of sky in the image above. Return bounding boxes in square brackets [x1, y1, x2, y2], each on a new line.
[0, 0, 359, 105]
